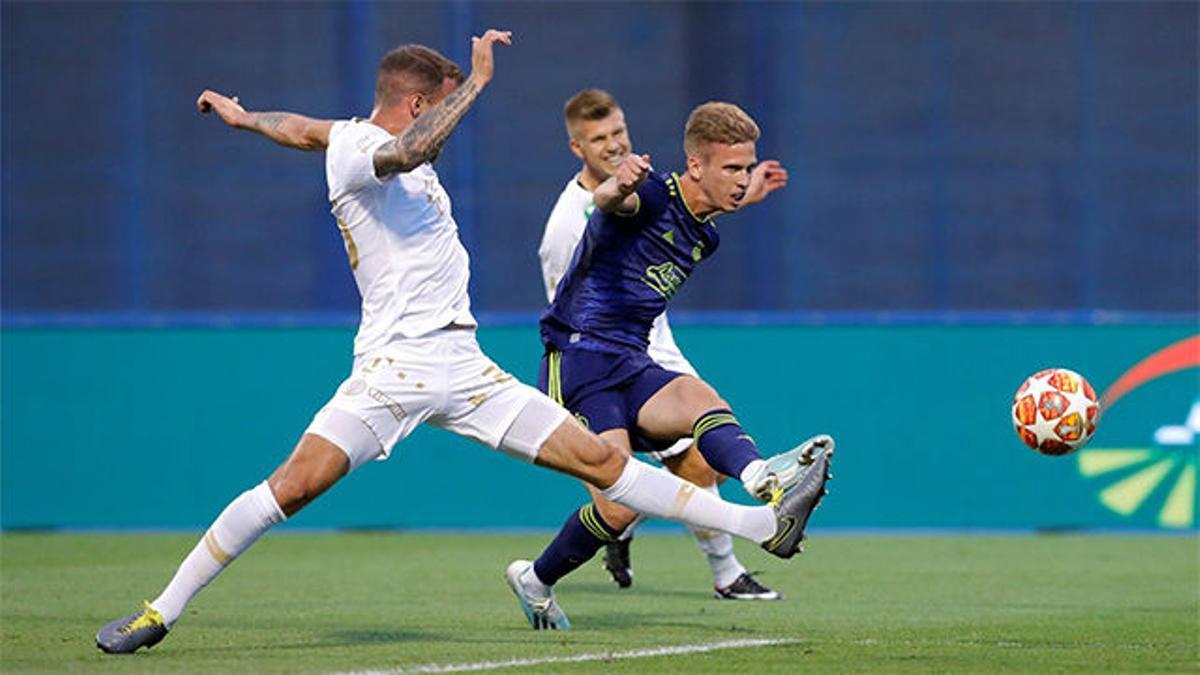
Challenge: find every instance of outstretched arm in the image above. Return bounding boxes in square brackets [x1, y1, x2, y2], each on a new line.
[372, 29, 512, 177]
[739, 159, 788, 208]
[593, 153, 651, 214]
[196, 90, 332, 151]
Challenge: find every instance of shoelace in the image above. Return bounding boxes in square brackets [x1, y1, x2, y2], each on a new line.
[119, 602, 163, 635]
[736, 571, 771, 592]
[767, 487, 784, 508]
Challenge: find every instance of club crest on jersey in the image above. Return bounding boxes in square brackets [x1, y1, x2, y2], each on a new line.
[641, 261, 687, 299]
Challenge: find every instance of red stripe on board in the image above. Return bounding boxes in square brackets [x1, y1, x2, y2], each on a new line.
[1101, 335, 1200, 409]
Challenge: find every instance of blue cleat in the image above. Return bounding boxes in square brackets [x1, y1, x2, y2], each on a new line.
[96, 601, 169, 654]
[504, 560, 571, 630]
[761, 446, 833, 559]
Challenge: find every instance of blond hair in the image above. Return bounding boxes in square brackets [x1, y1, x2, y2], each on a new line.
[564, 89, 621, 137]
[683, 102, 760, 156]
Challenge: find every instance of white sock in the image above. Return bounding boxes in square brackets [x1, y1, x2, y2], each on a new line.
[151, 482, 285, 626]
[601, 459, 775, 543]
[738, 459, 768, 497]
[688, 484, 746, 589]
[620, 513, 647, 541]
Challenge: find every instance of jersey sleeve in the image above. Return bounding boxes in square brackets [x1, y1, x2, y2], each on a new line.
[646, 312, 699, 376]
[618, 171, 672, 226]
[538, 193, 589, 302]
[326, 121, 394, 195]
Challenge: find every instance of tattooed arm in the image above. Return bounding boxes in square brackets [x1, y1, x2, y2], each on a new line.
[197, 89, 332, 151]
[372, 29, 512, 177]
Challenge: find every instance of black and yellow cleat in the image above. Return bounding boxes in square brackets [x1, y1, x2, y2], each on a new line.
[762, 448, 833, 559]
[96, 601, 168, 654]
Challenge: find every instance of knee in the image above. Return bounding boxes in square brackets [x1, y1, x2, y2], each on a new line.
[586, 439, 631, 488]
[267, 474, 320, 515]
[678, 377, 728, 415]
[694, 396, 731, 417]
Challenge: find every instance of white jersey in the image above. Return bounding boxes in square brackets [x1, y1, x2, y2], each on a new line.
[538, 176, 696, 376]
[326, 120, 476, 355]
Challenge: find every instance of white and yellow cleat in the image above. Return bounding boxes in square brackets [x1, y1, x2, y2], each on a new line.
[504, 560, 571, 630]
[744, 434, 835, 502]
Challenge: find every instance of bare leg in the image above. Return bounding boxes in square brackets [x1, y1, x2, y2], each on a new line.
[636, 375, 729, 440]
[662, 443, 721, 487]
[268, 433, 351, 515]
[533, 415, 776, 543]
[638, 375, 771, 494]
[532, 415, 627, 487]
[581, 429, 640, 532]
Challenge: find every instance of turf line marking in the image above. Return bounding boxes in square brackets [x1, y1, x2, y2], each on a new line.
[340, 638, 801, 674]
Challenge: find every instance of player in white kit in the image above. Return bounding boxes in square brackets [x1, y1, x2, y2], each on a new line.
[96, 31, 830, 652]
[539, 90, 790, 599]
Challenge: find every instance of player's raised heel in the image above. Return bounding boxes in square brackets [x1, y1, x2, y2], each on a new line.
[746, 434, 835, 502]
[761, 448, 833, 559]
[504, 560, 571, 630]
[603, 539, 634, 589]
[95, 601, 169, 654]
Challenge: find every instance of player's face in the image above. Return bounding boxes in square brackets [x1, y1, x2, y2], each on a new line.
[692, 141, 757, 213]
[570, 110, 632, 180]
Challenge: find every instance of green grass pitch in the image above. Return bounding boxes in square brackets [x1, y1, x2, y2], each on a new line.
[1, 532, 1196, 672]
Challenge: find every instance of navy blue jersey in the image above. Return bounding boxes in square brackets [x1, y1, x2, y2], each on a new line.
[541, 171, 720, 353]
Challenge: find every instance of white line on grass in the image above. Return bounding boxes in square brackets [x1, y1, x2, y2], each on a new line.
[339, 638, 802, 674]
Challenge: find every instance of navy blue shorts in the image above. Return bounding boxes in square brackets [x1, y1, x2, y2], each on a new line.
[538, 345, 685, 452]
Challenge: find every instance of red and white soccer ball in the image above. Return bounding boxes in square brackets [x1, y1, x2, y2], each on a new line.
[1011, 368, 1100, 455]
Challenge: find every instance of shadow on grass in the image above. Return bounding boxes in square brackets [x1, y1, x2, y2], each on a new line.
[571, 612, 756, 633]
[161, 630, 442, 655]
[328, 630, 434, 645]
[562, 581, 714, 600]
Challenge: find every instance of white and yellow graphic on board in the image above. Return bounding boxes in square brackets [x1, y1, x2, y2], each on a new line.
[1078, 401, 1197, 528]
[1079, 336, 1199, 529]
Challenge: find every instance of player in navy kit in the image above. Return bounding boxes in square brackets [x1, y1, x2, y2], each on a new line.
[506, 102, 834, 629]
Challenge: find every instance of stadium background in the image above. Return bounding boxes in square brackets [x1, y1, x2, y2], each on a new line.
[2, 1, 1197, 532]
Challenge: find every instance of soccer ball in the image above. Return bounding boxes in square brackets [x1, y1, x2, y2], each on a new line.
[1011, 368, 1100, 455]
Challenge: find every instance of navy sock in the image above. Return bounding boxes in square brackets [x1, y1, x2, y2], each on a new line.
[692, 409, 761, 479]
[533, 503, 622, 586]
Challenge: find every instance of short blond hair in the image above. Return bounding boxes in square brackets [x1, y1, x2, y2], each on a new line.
[683, 102, 760, 156]
[564, 89, 621, 138]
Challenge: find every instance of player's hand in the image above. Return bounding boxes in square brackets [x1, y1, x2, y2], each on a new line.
[742, 159, 788, 206]
[615, 153, 652, 194]
[197, 89, 251, 128]
[469, 29, 512, 86]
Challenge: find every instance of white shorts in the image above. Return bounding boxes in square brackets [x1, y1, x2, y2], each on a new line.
[304, 327, 568, 471]
[645, 327, 700, 463]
